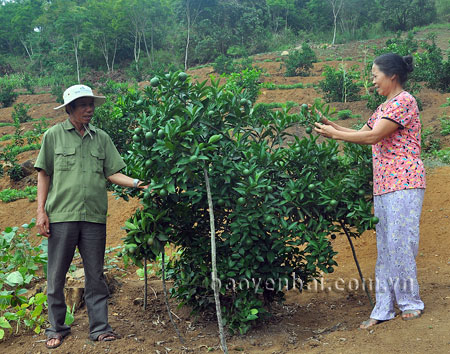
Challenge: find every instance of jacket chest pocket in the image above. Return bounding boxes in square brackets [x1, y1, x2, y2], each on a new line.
[55, 147, 76, 171]
[90, 149, 105, 174]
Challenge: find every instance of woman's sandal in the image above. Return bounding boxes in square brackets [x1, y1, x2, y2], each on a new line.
[401, 309, 423, 321]
[359, 318, 385, 329]
[45, 334, 64, 349]
[97, 332, 119, 342]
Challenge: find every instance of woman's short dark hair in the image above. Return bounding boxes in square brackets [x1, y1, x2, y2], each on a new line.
[374, 53, 414, 85]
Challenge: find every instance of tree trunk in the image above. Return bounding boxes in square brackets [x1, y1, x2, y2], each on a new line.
[133, 28, 141, 73]
[73, 36, 81, 84]
[101, 33, 110, 73]
[330, 0, 344, 45]
[142, 30, 151, 60]
[111, 39, 117, 73]
[184, 0, 191, 71]
[20, 39, 33, 63]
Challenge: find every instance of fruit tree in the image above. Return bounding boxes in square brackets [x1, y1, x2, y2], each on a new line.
[116, 71, 375, 334]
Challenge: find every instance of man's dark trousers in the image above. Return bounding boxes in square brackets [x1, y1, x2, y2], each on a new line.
[45, 222, 112, 340]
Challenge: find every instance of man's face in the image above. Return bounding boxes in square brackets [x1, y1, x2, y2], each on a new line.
[68, 97, 95, 125]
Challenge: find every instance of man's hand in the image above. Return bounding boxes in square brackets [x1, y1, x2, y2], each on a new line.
[37, 210, 50, 237]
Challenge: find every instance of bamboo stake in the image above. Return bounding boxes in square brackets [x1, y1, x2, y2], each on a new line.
[203, 167, 228, 354]
[340, 221, 374, 308]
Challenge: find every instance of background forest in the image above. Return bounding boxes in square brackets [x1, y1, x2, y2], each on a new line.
[0, 0, 449, 84]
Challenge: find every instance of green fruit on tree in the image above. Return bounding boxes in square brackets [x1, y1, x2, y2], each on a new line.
[371, 216, 380, 224]
[150, 77, 160, 87]
[134, 127, 142, 135]
[305, 126, 313, 134]
[147, 237, 154, 246]
[329, 199, 338, 207]
[159, 188, 168, 197]
[145, 159, 152, 168]
[294, 147, 301, 153]
[132, 134, 140, 143]
[128, 246, 136, 254]
[318, 256, 326, 263]
[145, 131, 154, 142]
[266, 185, 273, 192]
[290, 190, 297, 197]
[116, 252, 122, 257]
[264, 215, 272, 223]
[242, 168, 250, 176]
[240, 98, 247, 106]
[208, 110, 215, 117]
[217, 198, 225, 206]
[301, 103, 308, 110]
[157, 129, 165, 138]
[237, 197, 246, 205]
[358, 189, 365, 196]
[327, 266, 334, 273]
[308, 184, 315, 191]
[178, 72, 188, 81]
[189, 155, 198, 163]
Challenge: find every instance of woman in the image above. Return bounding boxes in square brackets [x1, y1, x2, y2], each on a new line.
[314, 53, 426, 329]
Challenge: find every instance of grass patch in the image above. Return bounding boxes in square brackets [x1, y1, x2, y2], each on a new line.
[262, 82, 305, 90]
[337, 109, 361, 120]
[0, 186, 37, 202]
[0, 134, 13, 142]
[254, 101, 299, 110]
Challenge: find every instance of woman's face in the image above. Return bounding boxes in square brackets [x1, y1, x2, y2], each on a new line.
[371, 64, 395, 97]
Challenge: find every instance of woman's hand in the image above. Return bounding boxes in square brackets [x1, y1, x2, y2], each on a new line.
[314, 122, 337, 139]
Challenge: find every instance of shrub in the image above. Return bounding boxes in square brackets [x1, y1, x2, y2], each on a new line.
[97, 80, 130, 97]
[92, 91, 141, 154]
[318, 64, 360, 103]
[374, 31, 419, 57]
[284, 43, 317, 77]
[23, 74, 35, 94]
[7, 163, 24, 182]
[12, 103, 32, 123]
[413, 34, 450, 93]
[213, 54, 236, 75]
[0, 80, 18, 108]
[116, 72, 375, 335]
[421, 128, 441, 154]
[213, 54, 253, 75]
[222, 68, 262, 103]
[50, 84, 64, 104]
[440, 117, 450, 136]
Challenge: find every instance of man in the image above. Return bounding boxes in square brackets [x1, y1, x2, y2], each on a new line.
[35, 85, 144, 349]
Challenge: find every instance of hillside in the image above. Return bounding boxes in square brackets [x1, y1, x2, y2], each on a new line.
[0, 31, 449, 353]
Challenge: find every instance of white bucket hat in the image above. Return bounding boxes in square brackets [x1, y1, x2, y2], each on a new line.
[54, 84, 106, 110]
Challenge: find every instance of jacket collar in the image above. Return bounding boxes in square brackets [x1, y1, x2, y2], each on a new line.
[63, 118, 97, 133]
